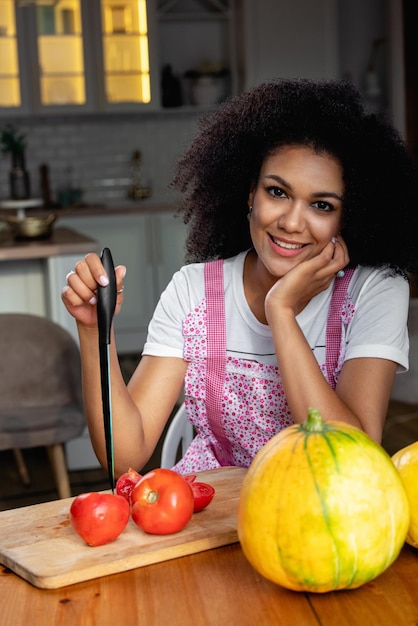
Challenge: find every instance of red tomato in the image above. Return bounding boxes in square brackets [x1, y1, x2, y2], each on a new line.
[183, 474, 196, 483]
[116, 467, 142, 503]
[190, 481, 215, 512]
[131, 468, 194, 535]
[70, 492, 130, 547]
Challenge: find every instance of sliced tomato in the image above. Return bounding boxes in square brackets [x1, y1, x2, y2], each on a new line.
[182, 474, 196, 484]
[190, 481, 215, 512]
[115, 467, 142, 503]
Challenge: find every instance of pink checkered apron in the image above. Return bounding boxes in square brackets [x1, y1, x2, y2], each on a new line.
[203, 260, 355, 466]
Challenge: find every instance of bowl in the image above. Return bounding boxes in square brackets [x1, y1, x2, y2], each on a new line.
[0, 220, 11, 242]
[7, 213, 56, 239]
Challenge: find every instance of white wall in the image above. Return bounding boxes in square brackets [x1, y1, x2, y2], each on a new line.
[242, 0, 401, 129]
[243, 0, 339, 88]
[0, 112, 199, 207]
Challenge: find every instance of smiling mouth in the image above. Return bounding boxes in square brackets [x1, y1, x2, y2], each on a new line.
[270, 235, 305, 250]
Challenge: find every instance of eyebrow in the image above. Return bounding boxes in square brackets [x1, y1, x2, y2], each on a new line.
[264, 174, 343, 202]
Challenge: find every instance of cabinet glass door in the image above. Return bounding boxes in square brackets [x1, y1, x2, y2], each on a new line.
[36, 0, 86, 106]
[100, 0, 151, 104]
[0, 0, 20, 108]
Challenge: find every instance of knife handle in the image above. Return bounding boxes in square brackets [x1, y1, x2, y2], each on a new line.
[97, 247, 117, 345]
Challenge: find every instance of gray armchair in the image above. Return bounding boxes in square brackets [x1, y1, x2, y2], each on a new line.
[0, 313, 86, 499]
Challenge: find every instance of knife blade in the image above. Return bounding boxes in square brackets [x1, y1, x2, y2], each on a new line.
[97, 247, 117, 492]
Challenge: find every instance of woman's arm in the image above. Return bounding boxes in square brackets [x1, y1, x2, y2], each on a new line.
[62, 253, 187, 476]
[79, 323, 187, 475]
[265, 239, 400, 442]
[267, 305, 396, 442]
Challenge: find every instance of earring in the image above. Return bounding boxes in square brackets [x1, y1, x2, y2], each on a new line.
[247, 205, 253, 220]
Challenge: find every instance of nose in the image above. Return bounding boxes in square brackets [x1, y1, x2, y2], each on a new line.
[277, 200, 305, 232]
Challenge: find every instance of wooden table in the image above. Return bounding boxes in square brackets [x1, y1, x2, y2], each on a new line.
[1, 542, 417, 626]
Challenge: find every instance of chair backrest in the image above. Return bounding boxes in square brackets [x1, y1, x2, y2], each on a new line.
[0, 313, 85, 449]
[160, 403, 194, 469]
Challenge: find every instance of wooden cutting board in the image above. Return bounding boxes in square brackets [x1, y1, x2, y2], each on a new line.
[0, 466, 246, 589]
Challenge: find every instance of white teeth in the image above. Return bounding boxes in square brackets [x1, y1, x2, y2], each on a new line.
[273, 238, 303, 250]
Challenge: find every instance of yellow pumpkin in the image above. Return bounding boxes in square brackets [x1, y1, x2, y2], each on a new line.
[238, 408, 410, 593]
[392, 441, 418, 548]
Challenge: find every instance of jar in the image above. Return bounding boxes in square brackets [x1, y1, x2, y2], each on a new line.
[191, 76, 222, 106]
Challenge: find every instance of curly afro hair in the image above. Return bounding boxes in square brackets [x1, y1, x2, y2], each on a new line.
[171, 78, 418, 276]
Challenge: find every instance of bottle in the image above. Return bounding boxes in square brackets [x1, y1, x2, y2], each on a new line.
[127, 150, 151, 200]
[161, 65, 182, 108]
[10, 151, 30, 200]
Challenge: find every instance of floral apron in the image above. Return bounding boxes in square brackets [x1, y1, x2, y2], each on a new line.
[173, 260, 354, 473]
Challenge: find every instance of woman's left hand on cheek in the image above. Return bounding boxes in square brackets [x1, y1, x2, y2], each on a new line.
[265, 235, 350, 318]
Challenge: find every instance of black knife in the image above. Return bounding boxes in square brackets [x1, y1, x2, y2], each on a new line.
[97, 247, 117, 493]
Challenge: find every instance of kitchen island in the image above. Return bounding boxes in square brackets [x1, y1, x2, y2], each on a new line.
[0, 201, 187, 349]
[0, 226, 98, 341]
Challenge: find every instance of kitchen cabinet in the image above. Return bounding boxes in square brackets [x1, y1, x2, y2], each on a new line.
[157, 0, 239, 108]
[57, 208, 187, 353]
[94, 0, 155, 109]
[0, 0, 157, 115]
[0, 0, 92, 114]
[0, 0, 239, 116]
[0, 0, 22, 110]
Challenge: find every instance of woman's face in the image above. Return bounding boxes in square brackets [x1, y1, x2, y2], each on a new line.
[248, 145, 344, 282]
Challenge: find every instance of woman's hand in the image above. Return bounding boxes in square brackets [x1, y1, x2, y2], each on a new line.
[265, 235, 349, 321]
[61, 252, 127, 327]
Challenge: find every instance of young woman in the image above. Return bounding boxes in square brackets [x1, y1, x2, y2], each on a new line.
[62, 79, 418, 476]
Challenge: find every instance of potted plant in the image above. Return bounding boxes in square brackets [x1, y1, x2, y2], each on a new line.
[0, 123, 31, 200]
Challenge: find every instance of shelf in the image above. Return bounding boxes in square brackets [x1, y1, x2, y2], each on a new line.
[158, 0, 229, 14]
[157, 13, 230, 21]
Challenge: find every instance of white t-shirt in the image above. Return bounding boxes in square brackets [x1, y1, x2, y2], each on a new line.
[143, 251, 409, 373]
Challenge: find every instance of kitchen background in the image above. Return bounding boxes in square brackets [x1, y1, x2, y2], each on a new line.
[0, 0, 406, 206]
[1, 0, 417, 507]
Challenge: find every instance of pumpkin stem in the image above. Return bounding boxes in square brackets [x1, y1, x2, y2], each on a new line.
[303, 407, 324, 432]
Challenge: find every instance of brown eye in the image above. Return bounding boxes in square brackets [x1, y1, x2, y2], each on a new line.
[313, 200, 334, 212]
[267, 186, 286, 198]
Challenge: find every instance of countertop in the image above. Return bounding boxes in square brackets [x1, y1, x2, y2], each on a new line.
[0, 201, 179, 225]
[0, 200, 180, 263]
[0, 227, 98, 261]
[52, 201, 179, 217]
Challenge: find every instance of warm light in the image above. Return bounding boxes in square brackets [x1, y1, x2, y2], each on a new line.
[36, 0, 86, 105]
[101, 0, 151, 105]
[141, 75, 150, 103]
[0, 0, 21, 107]
[138, 0, 147, 35]
[139, 35, 149, 73]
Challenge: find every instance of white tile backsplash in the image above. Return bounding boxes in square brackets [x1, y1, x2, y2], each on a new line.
[0, 112, 200, 207]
